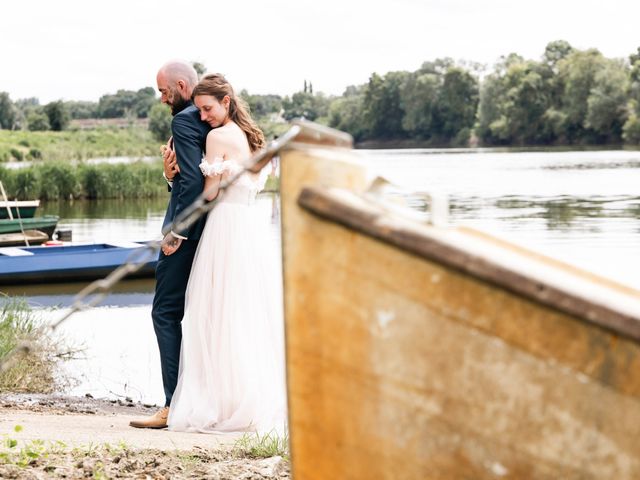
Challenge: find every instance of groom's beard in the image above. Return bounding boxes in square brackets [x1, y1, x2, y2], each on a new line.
[171, 95, 190, 116]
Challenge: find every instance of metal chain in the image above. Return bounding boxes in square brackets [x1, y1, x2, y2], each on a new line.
[0, 125, 301, 373]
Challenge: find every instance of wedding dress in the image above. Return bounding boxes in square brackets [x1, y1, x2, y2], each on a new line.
[167, 158, 287, 433]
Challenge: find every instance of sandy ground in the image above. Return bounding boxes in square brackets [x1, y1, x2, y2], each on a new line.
[0, 394, 290, 479]
[0, 393, 240, 450]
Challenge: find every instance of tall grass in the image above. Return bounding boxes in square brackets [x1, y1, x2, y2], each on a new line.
[0, 297, 69, 393]
[0, 161, 167, 200]
[233, 430, 289, 459]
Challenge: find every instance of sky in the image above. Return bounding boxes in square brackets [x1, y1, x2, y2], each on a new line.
[1, 0, 639, 104]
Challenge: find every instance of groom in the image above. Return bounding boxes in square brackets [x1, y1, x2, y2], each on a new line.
[130, 60, 211, 429]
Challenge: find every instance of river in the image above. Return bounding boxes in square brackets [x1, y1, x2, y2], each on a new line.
[2, 147, 639, 405]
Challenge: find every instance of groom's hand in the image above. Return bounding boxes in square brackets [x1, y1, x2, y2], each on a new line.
[161, 233, 182, 256]
[162, 138, 180, 181]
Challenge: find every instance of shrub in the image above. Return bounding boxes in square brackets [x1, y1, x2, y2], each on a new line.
[9, 148, 24, 161]
[0, 297, 71, 393]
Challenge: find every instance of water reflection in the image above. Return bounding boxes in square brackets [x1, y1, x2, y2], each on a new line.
[2, 278, 154, 308]
[40, 197, 168, 220]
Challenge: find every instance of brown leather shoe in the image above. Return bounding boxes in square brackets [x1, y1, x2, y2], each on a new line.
[129, 407, 169, 429]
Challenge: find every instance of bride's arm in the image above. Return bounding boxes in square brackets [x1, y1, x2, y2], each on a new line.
[201, 130, 229, 201]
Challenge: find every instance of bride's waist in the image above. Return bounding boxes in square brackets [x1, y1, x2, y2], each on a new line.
[218, 189, 257, 205]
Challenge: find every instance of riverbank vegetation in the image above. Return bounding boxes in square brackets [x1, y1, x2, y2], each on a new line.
[0, 161, 166, 200]
[0, 298, 69, 393]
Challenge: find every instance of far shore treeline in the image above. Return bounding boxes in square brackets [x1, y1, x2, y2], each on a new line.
[1, 40, 640, 200]
[2, 41, 640, 149]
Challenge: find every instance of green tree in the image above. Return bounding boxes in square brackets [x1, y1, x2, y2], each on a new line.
[133, 87, 157, 118]
[362, 71, 409, 139]
[436, 67, 479, 141]
[26, 110, 50, 131]
[556, 49, 608, 142]
[44, 100, 70, 131]
[623, 47, 640, 144]
[97, 88, 155, 118]
[328, 86, 366, 140]
[0, 92, 16, 130]
[65, 100, 98, 119]
[478, 56, 553, 145]
[192, 61, 207, 79]
[585, 59, 629, 142]
[148, 103, 172, 141]
[400, 71, 440, 139]
[13, 97, 40, 130]
[240, 90, 283, 118]
[543, 40, 575, 69]
[282, 91, 330, 122]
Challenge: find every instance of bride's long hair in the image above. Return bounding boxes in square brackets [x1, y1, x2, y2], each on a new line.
[192, 73, 265, 152]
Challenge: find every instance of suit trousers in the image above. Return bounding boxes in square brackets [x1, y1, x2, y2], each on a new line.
[151, 239, 199, 407]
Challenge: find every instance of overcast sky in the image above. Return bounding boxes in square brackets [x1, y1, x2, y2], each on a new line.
[1, 0, 639, 103]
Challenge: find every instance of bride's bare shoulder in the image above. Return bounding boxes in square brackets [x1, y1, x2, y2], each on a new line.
[206, 125, 236, 147]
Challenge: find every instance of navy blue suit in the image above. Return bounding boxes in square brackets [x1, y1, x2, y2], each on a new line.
[152, 103, 211, 407]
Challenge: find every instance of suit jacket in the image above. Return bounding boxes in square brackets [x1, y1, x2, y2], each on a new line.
[162, 103, 212, 239]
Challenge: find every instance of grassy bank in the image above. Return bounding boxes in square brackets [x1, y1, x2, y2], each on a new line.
[0, 123, 284, 200]
[0, 127, 160, 163]
[0, 121, 291, 165]
[0, 298, 69, 393]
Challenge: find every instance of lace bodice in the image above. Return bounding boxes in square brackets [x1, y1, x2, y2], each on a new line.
[199, 158, 268, 205]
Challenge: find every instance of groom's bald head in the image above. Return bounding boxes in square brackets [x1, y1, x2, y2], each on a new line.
[157, 60, 200, 115]
[158, 61, 199, 89]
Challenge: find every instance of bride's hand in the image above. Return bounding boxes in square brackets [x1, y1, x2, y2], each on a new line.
[161, 233, 182, 256]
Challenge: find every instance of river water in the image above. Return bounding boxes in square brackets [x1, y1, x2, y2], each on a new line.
[2, 148, 639, 405]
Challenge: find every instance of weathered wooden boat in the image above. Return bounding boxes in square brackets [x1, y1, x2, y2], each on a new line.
[0, 229, 49, 247]
[278, 121, 640, 479]
[0, 200, 40, 219]
[0, 215, 59, 237]
[0, 241, 157, 285]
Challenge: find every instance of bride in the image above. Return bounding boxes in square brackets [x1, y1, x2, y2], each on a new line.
[164, 73, 287, 433]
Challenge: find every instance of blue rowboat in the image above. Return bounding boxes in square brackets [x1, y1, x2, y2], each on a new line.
[0, 241, 157, 285]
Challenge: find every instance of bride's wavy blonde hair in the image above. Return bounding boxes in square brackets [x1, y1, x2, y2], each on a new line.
[192, 73, 265, 152]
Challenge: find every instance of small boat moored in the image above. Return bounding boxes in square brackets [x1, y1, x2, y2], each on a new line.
[0, 215, 59, 238]
[0, 200, 41, 219]
[0, 241, 157, 285]
[0, 229, 49, 247]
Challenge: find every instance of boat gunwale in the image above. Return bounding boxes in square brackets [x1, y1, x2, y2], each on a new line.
[297, 185, 640, 343]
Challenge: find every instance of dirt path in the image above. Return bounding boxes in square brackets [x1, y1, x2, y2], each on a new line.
[0, 409, 240, 451]
[0, 394, 289, 479]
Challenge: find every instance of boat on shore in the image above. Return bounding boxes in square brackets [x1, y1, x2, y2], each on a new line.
[0, 215, 59, 237]
[0, 241, 157, 285]
[278, 121, 640, 479]
[0, 229, 49, 247]
[0, 200, 40, 219]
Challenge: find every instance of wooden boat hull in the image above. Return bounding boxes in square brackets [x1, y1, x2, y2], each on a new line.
[0, 229, 49, 247]
[0, 241, 157, 285]
[278, 123, 640, 479]
[0, 200, 40, 219]
[0, 215, 59, 237]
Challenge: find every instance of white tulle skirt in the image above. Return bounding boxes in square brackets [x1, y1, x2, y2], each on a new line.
[167, 200, 287, 434]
